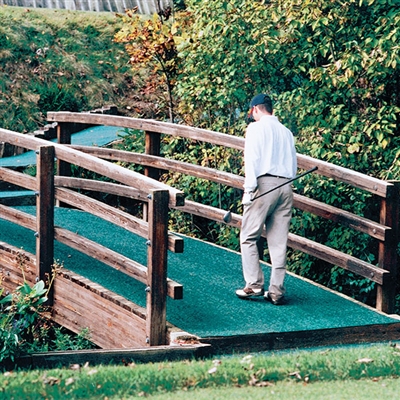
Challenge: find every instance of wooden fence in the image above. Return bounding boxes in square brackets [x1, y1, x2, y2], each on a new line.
[0, 127, 184, 348]
[45, 111, 399, 314]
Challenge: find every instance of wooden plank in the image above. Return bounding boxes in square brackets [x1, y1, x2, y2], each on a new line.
[146, 190, 169, 346]
[11, 344, 213, 370]
[0, 204, 36, 230]
[55, 187, 183, 253]
[0, 128, 185, 207]
[0, 167, 36, 190]
[36, 146, 55, 304]
[376, 181, 400, 313]
[287, 233, 388, 285]
[293, 195, 389, 241]
[297, 154, 391, 197]
[144, 131, 161, 181]
[47, 112, 245, 150]
[55, 176, 143, 199]
[56, 122, 73, 207]
[56, 122, 72, 177]
[58, 271, 146, 316]
[201, 322, 400, 354]
[71, 146, 244, 188]
[55, 273, 147, 348]
[177, 199, 233, 226]
[56, 186, 148, 236]
[53, 273, 148, 348]
[54, 284, 146, 346]
[54, 227, 183, 299]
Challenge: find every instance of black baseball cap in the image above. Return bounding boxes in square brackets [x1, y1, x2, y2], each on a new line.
[250, 93, 272, 108]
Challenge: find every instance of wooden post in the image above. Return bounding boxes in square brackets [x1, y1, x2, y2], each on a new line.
[376, 181, 400, 313]
[145, 189, 169, 346]
[36, 145, 55, 305]
[143, 131, 161, 221]
[56, 122, 72, 207]
[144, 131, 161, 181]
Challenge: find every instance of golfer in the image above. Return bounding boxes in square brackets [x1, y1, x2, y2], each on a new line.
[236, 94, 297, 305]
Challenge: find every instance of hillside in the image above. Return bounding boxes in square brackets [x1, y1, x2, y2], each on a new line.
[0, 6, 162, 135]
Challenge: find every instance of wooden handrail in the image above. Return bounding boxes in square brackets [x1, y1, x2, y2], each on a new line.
[0, 128, 184, 207]
[54, 186, 184, 253]
[0, 198, 182, 302]
[47, 112, 245, 150]
[68, 147, 391, 242]
[1, 113, 399, 316]
[47, 112, 392, 197]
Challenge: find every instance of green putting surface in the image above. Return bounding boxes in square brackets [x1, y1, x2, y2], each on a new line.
[0, 125, 126, 168]
[1, 206, 399, 340]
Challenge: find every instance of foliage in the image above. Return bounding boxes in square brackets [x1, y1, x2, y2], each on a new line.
[0, 262, 95, 363]
[114, 7, 192, 122]
[0, 6, 141, 134]
[176, 0, 400, 181]
[0, 280, 49, 362]
[173, 0, 400, 175]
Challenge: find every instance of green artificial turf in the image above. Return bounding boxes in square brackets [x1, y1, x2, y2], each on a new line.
[1, 206, 399, 340]
[0, 125, 125, 168]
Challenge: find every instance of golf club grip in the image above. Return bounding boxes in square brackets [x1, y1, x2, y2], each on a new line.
[251, 166, 318, 201]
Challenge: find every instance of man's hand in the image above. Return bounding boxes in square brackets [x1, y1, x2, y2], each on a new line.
[242, 191, 253, 206]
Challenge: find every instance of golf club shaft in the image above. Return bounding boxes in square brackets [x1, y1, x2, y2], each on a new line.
[222, 166, 318, 223]
[251, 166, 318, 201]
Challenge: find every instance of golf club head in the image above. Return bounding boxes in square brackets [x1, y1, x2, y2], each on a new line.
[223, 210, 232, 224]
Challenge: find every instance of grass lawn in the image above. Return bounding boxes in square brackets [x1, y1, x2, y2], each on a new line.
[2, 342, 400, 399]
[150, 378, 400, 400]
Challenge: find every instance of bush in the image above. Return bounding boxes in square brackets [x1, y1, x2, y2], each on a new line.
[0, 279, 95, 363]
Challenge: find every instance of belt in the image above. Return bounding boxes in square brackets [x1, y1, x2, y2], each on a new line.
[258, 173, 288, 179]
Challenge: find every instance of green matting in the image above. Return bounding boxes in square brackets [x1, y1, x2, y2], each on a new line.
[1, 206, 398, 339]
[0, 126, 126, 168]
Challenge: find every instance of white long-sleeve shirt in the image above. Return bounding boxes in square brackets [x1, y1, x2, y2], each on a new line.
[243, 115, 297, 192]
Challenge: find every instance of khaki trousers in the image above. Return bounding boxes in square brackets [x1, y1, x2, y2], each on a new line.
[240, 176, 293, 299]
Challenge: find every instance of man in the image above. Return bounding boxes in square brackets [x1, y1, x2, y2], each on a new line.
[236, 93, 297, 305]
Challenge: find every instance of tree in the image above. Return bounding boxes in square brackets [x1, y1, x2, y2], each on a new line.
[114, 7, 191, 122]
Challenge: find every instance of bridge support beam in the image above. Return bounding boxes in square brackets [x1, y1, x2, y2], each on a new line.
[146, 189, 169, 346]
[377, 181, 400, 313]
[36, 145, 55, 305]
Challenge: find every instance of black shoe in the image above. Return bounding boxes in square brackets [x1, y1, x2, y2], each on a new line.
[264, 291, 284, 305]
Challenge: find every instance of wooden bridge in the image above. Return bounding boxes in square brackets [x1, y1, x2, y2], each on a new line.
[0, 112, 399, 355]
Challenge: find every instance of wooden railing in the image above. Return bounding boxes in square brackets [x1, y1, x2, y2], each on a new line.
[46, 112, 400, 314]
[0, 128, 184, 348]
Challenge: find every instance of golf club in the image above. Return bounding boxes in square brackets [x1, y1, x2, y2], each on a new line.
[223, 166, 318, 223]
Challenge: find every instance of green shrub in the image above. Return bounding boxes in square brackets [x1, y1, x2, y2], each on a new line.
[0, 280, 48, 362]
[0, 278, 95, 363]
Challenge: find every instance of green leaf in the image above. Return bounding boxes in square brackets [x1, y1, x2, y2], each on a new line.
[0, 293, 13, 304]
